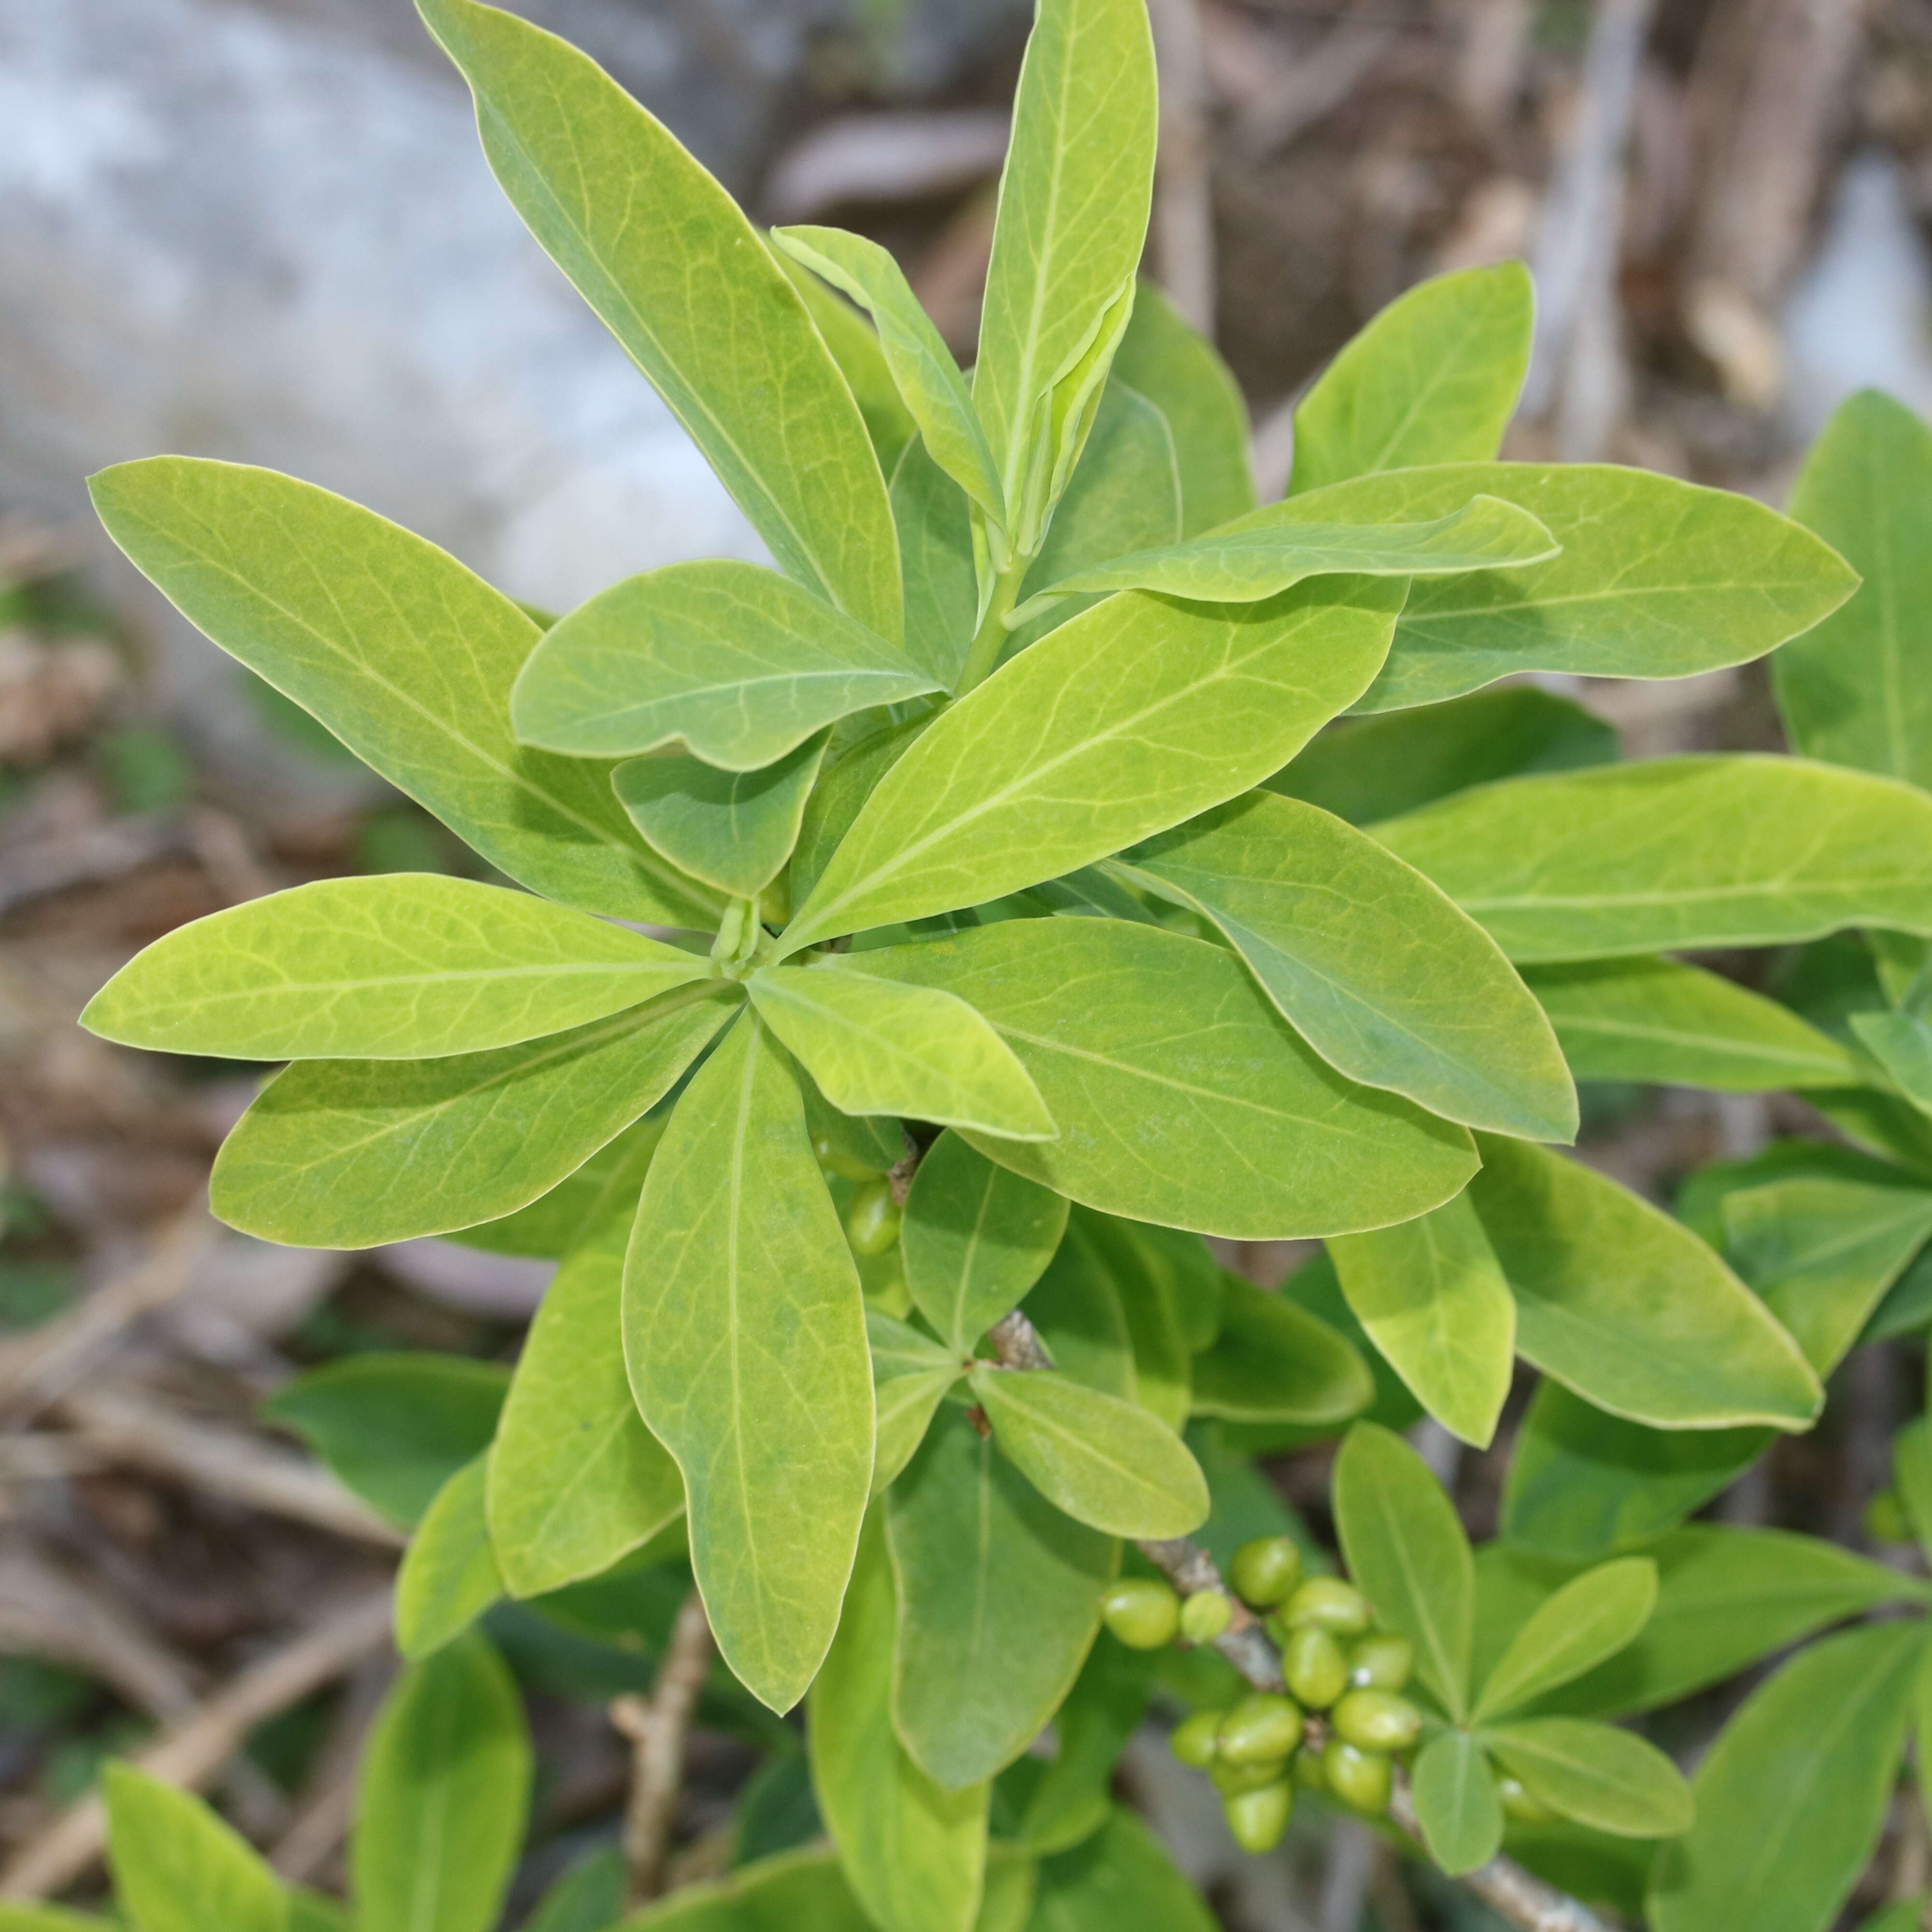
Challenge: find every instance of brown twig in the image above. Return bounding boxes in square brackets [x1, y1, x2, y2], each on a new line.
[0, 1585, 393, 1899]
[611, 1588, 713, 1908]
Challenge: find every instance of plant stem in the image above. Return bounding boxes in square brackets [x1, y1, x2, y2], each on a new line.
[612, 1588, 713, 1908]
[954, 554, 1033, 696]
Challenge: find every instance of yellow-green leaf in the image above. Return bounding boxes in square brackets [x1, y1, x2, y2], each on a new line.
[1484, 1718, 1691, 1838]
[105, 1764, 287, 1932]
[395, 1453, 503, 1659]
[1472, 1558, 1657, 1723]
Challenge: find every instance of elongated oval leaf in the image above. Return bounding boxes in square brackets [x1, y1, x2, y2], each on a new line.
[419, 0, 900, 639]
[1484, 1718, 1691, 1838]
[1189, 1272, 1373, 1425]
[1015, 494, 1558, 622]
[487, 1213, 683, 1597]
[887, 1406, 1115, 1790]
[353, 1633, 531, 1932]
[1333, 1421, 1474, 1719]
[778, 249, 916, 475]
[810, 1511, 989, 1932]
[84, 876, 710, 1062]
[1058, 1210, 1192, 1431]
[88, 458, 713, 925]
[968, 1366, 1208, 1538]
[450, 1112, 664, 1259]
[781, 576, 1404, 952]
[1121, 791, 1575, 1140]
[750, 964, 1055, 1141]
[512, 562, 935, 769]
[847, 920, 1477, 1239]
[1777, 388, 1932, 788]
[1375, 757, 1932, 960]
[623, 1014, 873, 1713]
[1328, 1193, 1516, 1449]
[396, 1453, 503, 1659]
[1260, 464, 1858, 712]
[902, 1132, 1069, 1351]
[1289, 263, 1533, 496]
[1525, 956, 1863, 1091]
[1408, 1730, 1503, 1877]
[1470, 1136, 1821, 1430]
[870, 1311, 964, 1495]
[1853, 1009, 1932, 1117]
[1027, 1808, 1217, 1932]
[893, 440, 980, 688]
[1472, 1558, 1656, 1722]
[211, 984, 738, 1247]
[105, 1764, 287, 1932]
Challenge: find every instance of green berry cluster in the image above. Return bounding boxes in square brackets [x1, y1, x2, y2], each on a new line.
[1100, 1537, 1426, 1855]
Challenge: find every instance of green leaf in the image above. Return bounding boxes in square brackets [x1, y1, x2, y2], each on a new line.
[1526, 957, 1863, 1091]
[487, 1213, 683, 1596]
[1023, 1241, 1136, 1400]
[869, 1311, 963, 1495]
[775, 226, 1004, 525]
[1059, 1210, 1192, 1430]
[1408, 1730, 1503, 1876]
[105, 1763, 287, 1932]
[1120, 791, 1576, 1139]
[396, 1452, 502, 1659]
[893, 442, 980, 689]
[354, 1632, 532, 1932]
[902, 1132, 1069, 1350]
[1777, 389, 1932, 788]
[1328, 1193, 1516, 1448]
[1009, 1638, 1151, 1854]
[750, 964, 1055, 1141]
[1853, 1009, 1932, 1115]
[781, 576, 1403, 952]
[1377, 755, 1932, 960]
[791, 714, 932, 910]
[974, 0, 1156, 551]
[87, 458, 713, 925]
[777, 250, 916, 476]
[1333, 1421, 1474, 1719]
[1109, 281, 1255, 537]
[887, 1405, 1115, 1789]
[450, 1112, 664, 1258]
[623, 1014, 872, 1712]
[84, 876, 710, 1062]
[847, 920, 1477, 1238]
[968, 1365, 1208, 1538]
[520, 1850, 627, 1932]
[614, 736, 827, 900]
[1013, 492, 1559, 624]
[1649, 1621, 1925, 1932]
[1484, 1719, 1691, 1838]
[1026, 1808, 1217, 1932]
[263, 1353, 508, 1529]
[419, 0, 899, 639]
[1264, 464, 1858, 713]
[1268, 685, 1618, 828]
[1472, 1558, 1656, 1722]
[1288, 262, 1533, 496]
[620, 1847, 875, 1929]
[1892, 1420, 1932, 1563]
[212, 984, 738, 1247]
[1470, 1136, 1822, 1428]
[1187, 1270, 1370, 1428]
[512, 562, 935, 768]
[0, 1911, 114, 1932]
[810, 1511, 989, 1932]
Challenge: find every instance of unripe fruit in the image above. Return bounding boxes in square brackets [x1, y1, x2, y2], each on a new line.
[1497, 1774, 1556, 1824]
[846, 1179, 902, 1256]
[1180, 1590, 1232, 1645]
[1211, 1755, 1288, 1796]
[1169, 1710, 1222, 1767]
[1229, 1535, 1303, 1608]
[1281, 1624, 1349, 1709]
[1282, 1577, 1372, 1636]
[814, 1135, 881, 1183]
[1099, 1578, 1179, 1649]
[1331, 1688, 1423, 1752]
[1864, 1489, 1911, 1544]
[1322, 1740, 1392, 1815]
[1291, 1746, 1328, 1790]
[1217, 1692, 1304, 1766]
[1223, 1779, 1293, 1854]
[1348, 1633, 1414, 1692]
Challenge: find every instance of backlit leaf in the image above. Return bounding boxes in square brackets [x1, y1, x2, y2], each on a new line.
[396, 1453, 503, 1659]
[1473, 1559, 1657, 1722]
[105, 1764, 286, 1932]
[450, 1112, 664, 1258]
[893, 442, 980, 688]
[869, 1311, 963, 1494]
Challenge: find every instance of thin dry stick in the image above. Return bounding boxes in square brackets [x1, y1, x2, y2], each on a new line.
[611, 1588, 714, 1907]
[0, 1586, 394, 1900]
[986, 1309, 1607, 1932]
[1146, 0, 1216, 338]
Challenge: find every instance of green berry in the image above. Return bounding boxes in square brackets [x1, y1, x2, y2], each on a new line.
[1322, 1740, 1392, 1815]
[1331, 1688, 1423, 1752]
[1229, 1535, 1303, 1609]
[1223, 1779, 1293, 1854]
[1281, 1624, 1349, 1709]
[1864, 1489, 1911, 1545]
[1180, 1590, 1232, 1645]
[1348, 1633, 1414, 1692]
[846, 1179, 902, 1257]
[1282, 1577, 1372, 1636]
[813, 1135, 881, 1183]
[1217, 1692, 1304, 1766]
[1169, 1710, 1223, 1767]
[1099, 1578, 1179, 1649]
[1211, 1756, 1288, 1796]
[1291, 1746, 1328, 1790]
[1498, 1774, 1556, 1824]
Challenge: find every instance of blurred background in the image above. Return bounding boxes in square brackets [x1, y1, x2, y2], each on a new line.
[0, 0, 1928, 1925]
